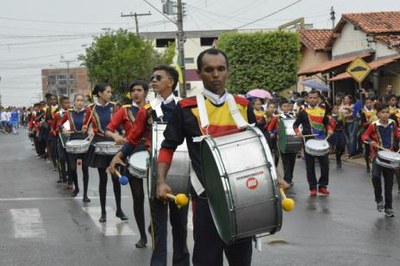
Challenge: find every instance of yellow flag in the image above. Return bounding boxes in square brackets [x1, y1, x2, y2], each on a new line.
[175, 64, 184, 84]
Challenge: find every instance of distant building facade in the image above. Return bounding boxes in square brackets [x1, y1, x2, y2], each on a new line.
[41, 67, 91, 100]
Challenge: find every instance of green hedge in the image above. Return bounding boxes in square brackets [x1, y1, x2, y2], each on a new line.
[218, 31, 300, 94]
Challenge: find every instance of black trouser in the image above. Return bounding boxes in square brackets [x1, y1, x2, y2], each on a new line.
[364, 143, 371, 171]
[123, 167, 146, 241]
[372, 159, 394, 209]
[335, 144, 345, 165]
[192, 196, 252, 266]
[56, 138, 68, 182]
[305, 152, 329, 190]
[68, 153, 89, 197]
[98, 168, 122, 215]
[280, 152, 297, 183]
[149, 198, 189, 266]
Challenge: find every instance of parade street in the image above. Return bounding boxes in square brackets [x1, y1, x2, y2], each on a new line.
[1, 131, 399, 266]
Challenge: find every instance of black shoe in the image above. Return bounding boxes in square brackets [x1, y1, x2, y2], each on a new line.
[82, 197, 91, 203]
[57, 178, 63, 183]
[135, 238, 147, 248]
[72, 189, 79, 197]
[116, 210, 128, 221]
[99, 213, 106, 223]
[337, 163, 342, 169]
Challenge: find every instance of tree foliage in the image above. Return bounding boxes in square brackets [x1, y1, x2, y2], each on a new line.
[218, 31, 300, 94]
[79, 29, 175, 96]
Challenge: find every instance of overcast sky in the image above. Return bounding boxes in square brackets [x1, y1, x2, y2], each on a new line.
[0, 0, 399, 106]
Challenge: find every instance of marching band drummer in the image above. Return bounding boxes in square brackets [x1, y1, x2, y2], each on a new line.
[362, 102, 400, 217]
[83, 84, 128, 223]
[105, 80, 149, 248]
[267, 98, 298, 187]
[154, 49, 287, 266]
[293, 89, 333, 197]
[109, 66, 190, 266]
[58, 94, 91, 202]
[52, 96, 71, 190]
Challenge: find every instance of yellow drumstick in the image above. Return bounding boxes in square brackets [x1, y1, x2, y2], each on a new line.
[166, 193, 189, 208]
[279, 187, 295, 212]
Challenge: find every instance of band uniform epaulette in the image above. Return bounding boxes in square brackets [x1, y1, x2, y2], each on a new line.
[87, 103, 95, 107]
[122, 104, 132, 108]
[233, 95, 249, 107]
[68, 108, 74, 111]
[179, 96, 197, 108]
[144, 103, 152, 110]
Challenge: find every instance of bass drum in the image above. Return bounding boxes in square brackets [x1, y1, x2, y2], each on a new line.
[278, 118, 302, 153]
[200, 126, 282, 244]
[148, 122, 191, 199]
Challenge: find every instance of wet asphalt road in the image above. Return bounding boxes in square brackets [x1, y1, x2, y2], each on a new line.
[0, 130, 399, 266]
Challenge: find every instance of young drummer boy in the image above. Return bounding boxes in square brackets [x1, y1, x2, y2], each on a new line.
[362, 102, 400, 217]
[267, 98, 298, 186]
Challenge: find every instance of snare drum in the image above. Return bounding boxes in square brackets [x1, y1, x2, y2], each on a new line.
[201, 126, 282, 244]
[278, 118, 302, 153]
[65, 139, 90, 154]
[128, 151, 150, 178]
[304, 139, 329, 156]
[94, 141, 122, 155]
[376, 150, 400, 169]
[148, 123, 190, 199]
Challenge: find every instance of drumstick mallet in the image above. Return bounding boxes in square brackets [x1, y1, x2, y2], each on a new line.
[279, 187, 295, 212]
[166, 193, 189, 208]
[114, 169, 129, 186]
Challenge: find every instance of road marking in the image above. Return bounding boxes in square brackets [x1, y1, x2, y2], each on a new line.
[82, 206, 136, 236]
[10, 208, 46, 239]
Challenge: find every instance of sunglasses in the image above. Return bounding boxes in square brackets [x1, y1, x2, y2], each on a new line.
[150, 74, 169, 82]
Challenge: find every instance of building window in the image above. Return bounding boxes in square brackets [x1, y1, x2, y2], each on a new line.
[57, 75, 67, 85]
[48, 76, 56, 85]
[185, 57, 194, 64]
[200, 37, 217, 46]
[156, 38, 175, 47]
[59, 87, 67, 95]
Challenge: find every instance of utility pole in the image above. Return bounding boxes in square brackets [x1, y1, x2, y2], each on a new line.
[121, 11, 151, 36]
[60, 59, 75, 99]
[176, 0, 186, 98]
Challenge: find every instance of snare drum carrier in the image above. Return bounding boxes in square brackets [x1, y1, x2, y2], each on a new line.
[302, 106, 330, 156]
[277, 115, 302, 153]
[147, 97, 191, 199]
[64, 108, 91, 154]
[197, 93, 282, 244]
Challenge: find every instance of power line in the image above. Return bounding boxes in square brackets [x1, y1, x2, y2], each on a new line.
[235, 0, 303, 29]
[0, 15, 129, 25]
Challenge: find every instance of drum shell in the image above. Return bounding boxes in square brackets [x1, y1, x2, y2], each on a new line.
[128, 151, 149, 178]
[148, 123, 191, 199]
[278, 119, 301, 153]
[65, 139, 90, 154]
[94, 141, 122, 155]
[201, 127, 282, 244]
[304, 139, 329, 156]
[376, 150, 400, 169]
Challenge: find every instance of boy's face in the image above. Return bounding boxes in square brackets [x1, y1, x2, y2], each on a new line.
[332, 106, 339, 114]
[389, 97, 397, 107]
[253, 100, 263, 111]
[280, 103, 290, 113]
[365, 100, 373, 109]
[377, 108, 390, 122]
[61, 100, 70, 110]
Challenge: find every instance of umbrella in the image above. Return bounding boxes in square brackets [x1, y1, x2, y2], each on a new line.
[301, 80, 330, 92]
[246, 88, 272, 99]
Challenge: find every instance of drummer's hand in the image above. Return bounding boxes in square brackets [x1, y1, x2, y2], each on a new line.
[278, 178, 290, 190]
[62, 128, 71, 136]
[82, 125, 88, 133]
[370, 141, 378, 148]
[156, 181, 172, 200]
[327, 129, 333, 137]
[296, 131, 303, 138]
[113, 135, 125, 145]
[108, 153, 126, 174]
